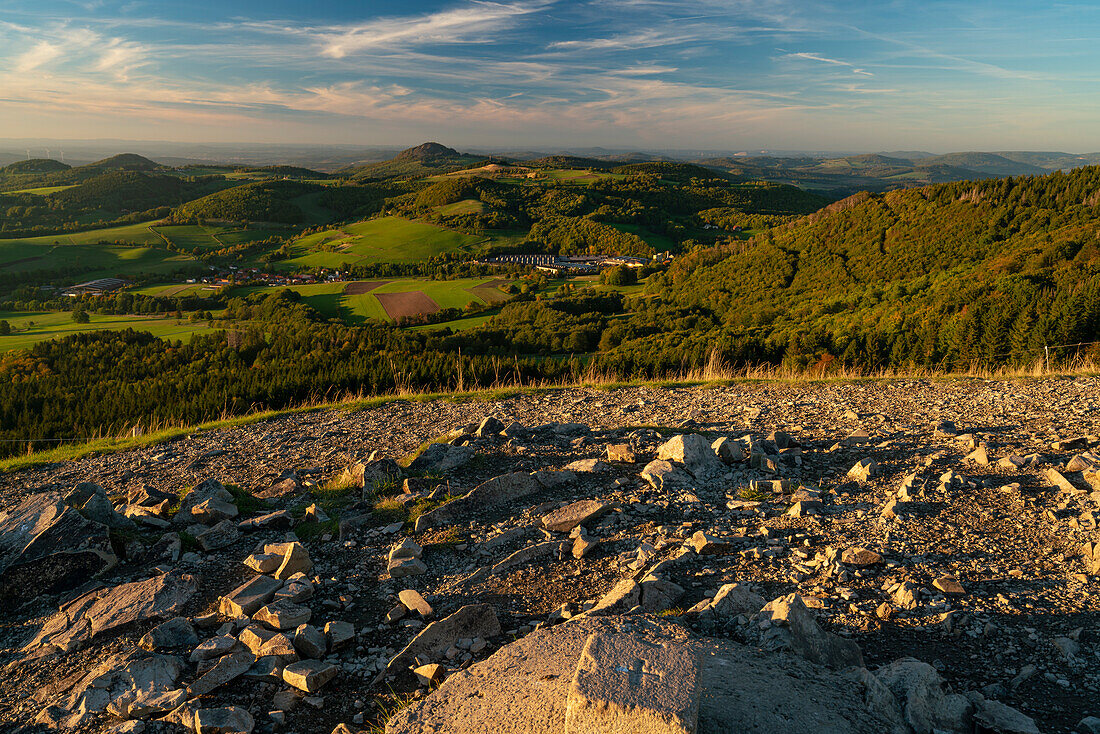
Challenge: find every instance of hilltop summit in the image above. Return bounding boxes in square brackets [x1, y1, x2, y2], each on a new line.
[81, 153, 161, 172]
[395, 142, 461, 161]
[2, 158, 70, 174]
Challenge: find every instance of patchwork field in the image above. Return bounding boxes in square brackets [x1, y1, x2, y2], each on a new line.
[0, 311, 219, 353]
[238, 277, 516, 323]
[0, 240, 198, 279]
[283, 216, 490, 268]
[134, 282, 224, 298]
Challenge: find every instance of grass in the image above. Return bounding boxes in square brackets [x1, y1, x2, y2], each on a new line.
[0, 311, 220, 354]
[5, 185, 77, 195]
[237, 277, 518, 324]
[283, 216, 489, 268]
[133, 282, 223, 298]
[296, 518, 340, 540]
[224, 483, 269, 515]
[0, 222, 200, 281]
[2, 352, 1095, 475]
[310, 475, 361, 513]
[737, 485, 771, 502]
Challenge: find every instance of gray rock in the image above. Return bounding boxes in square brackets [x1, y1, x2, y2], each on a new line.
[399, 589, 433, 617]
[657, 434, 723, 477]
[294, 624, 328, 659]
[78, 492, 136, 530]
[219, 575, 282, 617]
[139, 617, 197, 650]
[876, 658, 975, 734]
[25, 573, 198, 654]
[194, 706, 255, 734]
[848, 458, 880, 481]
[639, 578, 684, 613]
[0, 492, 118, 605]
[176, 479, 235, 524]
[254, 600, 312, 630]
[709, 584, 764, 617]
[415, 472, 543, 532]
[408, 442, 475, 474]
[475, 416, 505, 436]
[972, 699, 1038, 734]
[567, 631, 702, 734]
[190, 496, 239, 524]
[755, 594, 863, 669]
[187, 649, 256, 696]
[382, 604, 501, 681]
[283, 660, 340, 692]
[541, 500, 609, 533]
[196, 519, 241, 551]
[640, 460, 691, 490]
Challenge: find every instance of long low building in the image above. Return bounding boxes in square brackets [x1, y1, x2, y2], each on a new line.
[61, 278, 129, 297]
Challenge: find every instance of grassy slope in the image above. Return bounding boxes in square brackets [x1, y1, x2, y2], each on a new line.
[239, 277, 515, 323]
[0, 311, 218, 353]
[283, 216, 488, 268]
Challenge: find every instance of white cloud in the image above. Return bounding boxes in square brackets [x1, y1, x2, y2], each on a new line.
[318, 1, 553, 58]
[14, 40, 63, 71]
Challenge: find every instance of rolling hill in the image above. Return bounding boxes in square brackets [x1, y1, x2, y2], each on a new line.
[621, 165, 1100, 371]
[338, 142, 485, 181]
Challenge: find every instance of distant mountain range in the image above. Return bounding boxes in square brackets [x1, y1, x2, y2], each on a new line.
[4, 141, 1100, 198]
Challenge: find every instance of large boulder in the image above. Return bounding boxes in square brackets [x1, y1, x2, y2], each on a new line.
[657, 434, 724, 477]
[755, 594, 863, 669]
[386, 616, 899, 734]
[25, 572, 198, 655]
[381, 604, 501, 682]
[37, 650, 185, 728]
[408, 442, 474, 474]
[0, 492, 117, 605]
[176, 479, 236, 524]
[415, 471, 573, 532]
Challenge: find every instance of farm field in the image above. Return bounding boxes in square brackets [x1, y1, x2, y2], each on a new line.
[0, 311, 220, 353]
[5, 185, 77, 195]
[134, 282, 224, 298]
[0, 240, 198, 279]
[237, 277, 517, 323]
[494, 168, 624, 185]
[282, 216, 489, 268]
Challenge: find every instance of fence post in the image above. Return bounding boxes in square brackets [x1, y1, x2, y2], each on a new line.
[1044, 345, 1050, 373]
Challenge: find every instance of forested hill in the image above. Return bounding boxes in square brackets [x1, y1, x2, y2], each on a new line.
[632, 167, 1100, 370]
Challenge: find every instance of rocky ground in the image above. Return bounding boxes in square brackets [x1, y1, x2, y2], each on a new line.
[2, 377, 1100, 733]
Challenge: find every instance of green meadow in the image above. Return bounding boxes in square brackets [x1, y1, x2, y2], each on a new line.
[283, 216, 489, 268]
[237, 277, 516, 323]
[0, 311, 219, 353]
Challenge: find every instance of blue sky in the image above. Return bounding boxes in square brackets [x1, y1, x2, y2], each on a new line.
[2, 0, 1099, 151]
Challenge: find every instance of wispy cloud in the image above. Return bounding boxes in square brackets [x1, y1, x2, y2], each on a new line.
[318, 1, 553, 58]
[783, 51, 873, 76]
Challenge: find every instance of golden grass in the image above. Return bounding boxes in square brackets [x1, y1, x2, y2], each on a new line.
[2, 350, 1095, 474]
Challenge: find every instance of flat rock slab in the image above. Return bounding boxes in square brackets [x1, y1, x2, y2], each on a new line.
[219, 575, 282, 617]
[385, 616, 895, 734]
[0, 492, 117, 605]
[541, 500, 609, 533]
[566, 631, 702, 734]
[26, 573, 198, 655]
[415, 471, 572, 531]
[382, 604, 501, 682]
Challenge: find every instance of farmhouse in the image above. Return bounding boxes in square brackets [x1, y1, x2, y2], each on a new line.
[61, 277, 128, 297]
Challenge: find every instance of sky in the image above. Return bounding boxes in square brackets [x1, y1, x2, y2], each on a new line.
[1, 0, 1099, 152]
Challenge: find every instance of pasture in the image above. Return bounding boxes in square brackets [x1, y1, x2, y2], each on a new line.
[5, 185, 78, 195]
[283, 216, 489, 268]
[0, 311, 219, 354]
[237, 277, 517, 323]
